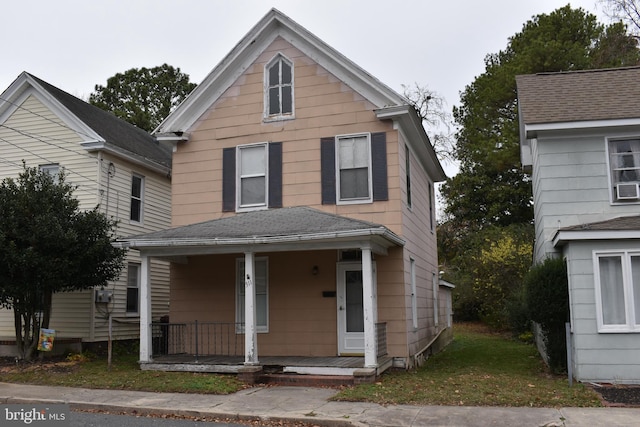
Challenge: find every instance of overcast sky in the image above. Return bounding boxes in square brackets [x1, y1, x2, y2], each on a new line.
[2, 0, 608, 176]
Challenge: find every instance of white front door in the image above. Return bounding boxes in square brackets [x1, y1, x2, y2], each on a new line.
[337, 263, 365, 355]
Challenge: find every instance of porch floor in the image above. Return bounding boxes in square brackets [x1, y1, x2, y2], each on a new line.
[143, 355, 393, 379]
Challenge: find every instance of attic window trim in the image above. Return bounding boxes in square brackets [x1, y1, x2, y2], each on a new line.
[263, 53, 295, 122]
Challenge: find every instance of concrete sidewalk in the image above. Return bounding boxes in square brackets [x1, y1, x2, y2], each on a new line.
[1, 382, 639, 426]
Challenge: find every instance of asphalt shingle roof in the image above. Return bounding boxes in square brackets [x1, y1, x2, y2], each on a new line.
[559, 215, 640, 232]
[29, 73, 172, 168]
[516, 66, 640, 125]
[125, 206, 398, 242]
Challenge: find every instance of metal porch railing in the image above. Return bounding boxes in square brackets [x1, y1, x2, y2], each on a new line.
[152, 321, 244, 359]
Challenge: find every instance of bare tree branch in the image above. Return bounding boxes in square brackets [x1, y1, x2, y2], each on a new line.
[402, 83, 456, 164]
[599, 0, 640, 35]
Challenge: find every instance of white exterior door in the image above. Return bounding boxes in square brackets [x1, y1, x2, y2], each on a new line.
[337, 263, 365, 355]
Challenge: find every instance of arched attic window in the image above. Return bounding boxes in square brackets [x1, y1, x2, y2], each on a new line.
[264, 54, 294, 120]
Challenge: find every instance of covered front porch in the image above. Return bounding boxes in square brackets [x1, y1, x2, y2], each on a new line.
[117, 207, 405, 384]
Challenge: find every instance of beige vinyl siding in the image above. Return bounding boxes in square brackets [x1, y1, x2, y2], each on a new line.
[172, 37, 400, 231]
[0, 92, 171, 344]
[90, 153, 171, 342]
[397, 132, 441, 363]
[0, 93, 99, 339]
[170, 37, 410, 359]
[168, 37, 441, 363]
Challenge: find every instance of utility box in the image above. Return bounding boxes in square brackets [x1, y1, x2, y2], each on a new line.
[95, 289, 113, 303]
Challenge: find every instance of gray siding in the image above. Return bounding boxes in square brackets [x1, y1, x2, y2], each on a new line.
[565, 241, 640, 383]
[531, 126, 640, 262]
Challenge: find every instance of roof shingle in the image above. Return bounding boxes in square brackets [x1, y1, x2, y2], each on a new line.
[516, 66, 640, 125]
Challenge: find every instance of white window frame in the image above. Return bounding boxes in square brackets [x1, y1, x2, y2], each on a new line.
[433, 272, 439, 326]
[264, 54, 294, 121]
[130, 174, 144, 223]
[606, 137, 640, 204]
[593, 250, 640, 333]
[39, 163, 60, 182]
[236, 257, 269, 333]
[410, 258, 418, 329]
[236, 143, 269, 212]
[335, 133, 373, 205]
[126, 262, 140, 315]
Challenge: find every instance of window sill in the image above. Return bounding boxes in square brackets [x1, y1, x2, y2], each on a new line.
[337, 198, 373, 206]
[237, 205, 268, 213]
[598, 327, 640, 333]
[263, 115, 295, 123]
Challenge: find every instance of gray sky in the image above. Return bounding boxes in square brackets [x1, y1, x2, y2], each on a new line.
[2, 0, 607, 176]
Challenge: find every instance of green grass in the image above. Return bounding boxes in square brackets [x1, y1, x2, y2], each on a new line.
[333, 323, 602, 407]
[2, 324, 603, 407]
[1, 352, 244, 395]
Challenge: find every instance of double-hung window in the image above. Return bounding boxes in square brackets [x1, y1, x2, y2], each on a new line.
[265, 54, 293, 120]
[237, 143, 268, 210]
[594, 251, 640, 332]
[126, 263, 140, 314]
[336, 133, 372, 203]
[236, 257, 269, 333]
[608, 138, 640, 202]
[321, 132, 387, 205]
[130, 174, 144, 222]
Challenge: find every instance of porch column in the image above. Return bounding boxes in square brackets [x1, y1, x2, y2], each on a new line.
[362, 247, 377, 368]
[244, 251, 259, 365]
[139, 254, 152, 363]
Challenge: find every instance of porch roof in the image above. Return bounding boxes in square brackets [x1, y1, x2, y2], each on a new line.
[116, 206, 405, 257]
[553, 214, 640, 247]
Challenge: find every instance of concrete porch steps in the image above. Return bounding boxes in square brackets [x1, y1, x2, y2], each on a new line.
[259, 373, 354, 387]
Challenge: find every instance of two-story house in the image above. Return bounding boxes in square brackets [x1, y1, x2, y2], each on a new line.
[118, 8, 450, 384]
[0, 72, 171, 355]
[517, 66, 640, 384]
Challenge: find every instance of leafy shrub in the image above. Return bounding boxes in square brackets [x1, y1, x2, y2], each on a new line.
[524, 257, 569, 373]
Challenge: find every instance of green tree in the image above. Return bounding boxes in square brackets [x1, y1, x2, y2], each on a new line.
[441, 5, 640, 231]
[0, 166, 126, 360]
[89, 64, 197, 132]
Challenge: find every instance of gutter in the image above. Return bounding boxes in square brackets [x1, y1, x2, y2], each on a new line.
[117, 227, 405, 249]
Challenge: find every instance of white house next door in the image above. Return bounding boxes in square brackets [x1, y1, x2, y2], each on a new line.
[337, 262, 365, 355]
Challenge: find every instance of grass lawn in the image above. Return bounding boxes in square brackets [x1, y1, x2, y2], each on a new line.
[1, 323, 603, 407]
[334, 322, 602, 407]
[0, 351, 244, 395]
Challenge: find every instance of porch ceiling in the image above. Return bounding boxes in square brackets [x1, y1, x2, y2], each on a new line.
[116, 206, 404, 258]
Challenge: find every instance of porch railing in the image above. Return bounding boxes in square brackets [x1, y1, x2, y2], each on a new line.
[376, 322, 388, 357]
[152, 321, 244, 359]
[151, 321, 388, 361]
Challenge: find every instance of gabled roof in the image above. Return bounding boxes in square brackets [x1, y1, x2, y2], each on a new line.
[153, 9, 445, 181]
[517, 66, 640, 134]
[155, 8, 405, 137]
[117, 206, 404, 257]
[0, 72, 172, 173]
[553, 215, 640, 247]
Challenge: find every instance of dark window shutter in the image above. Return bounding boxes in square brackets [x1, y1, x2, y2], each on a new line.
[268, 142, 282, 208]
[321, 137, 336, 204]
[371, 132, 388, 201]
[222, 147, 236, 212]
